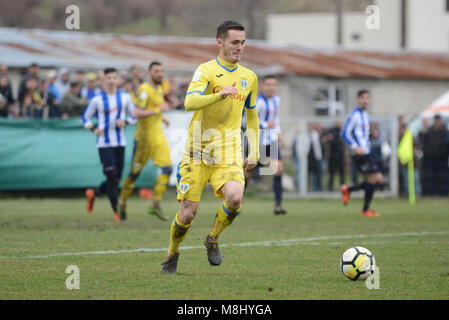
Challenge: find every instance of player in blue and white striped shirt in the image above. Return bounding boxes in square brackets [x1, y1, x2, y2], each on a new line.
[244, 75, 286, 215]
[82, 67, 137, 222]
[340, 89, 384, 217]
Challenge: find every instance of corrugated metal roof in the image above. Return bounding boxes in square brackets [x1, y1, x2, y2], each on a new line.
[1, 27, 449, 79]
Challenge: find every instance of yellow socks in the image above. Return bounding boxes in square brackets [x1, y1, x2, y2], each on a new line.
[154, 173, 170, 202]
[168, 212, 193, 255]
[209, 201, 241, 239]
[119, 175, 135, 205]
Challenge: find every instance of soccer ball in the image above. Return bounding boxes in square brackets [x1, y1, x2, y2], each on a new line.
[340, 246, 376, 281]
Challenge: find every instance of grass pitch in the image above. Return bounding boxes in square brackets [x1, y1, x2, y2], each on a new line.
[0, 191, 448, 300]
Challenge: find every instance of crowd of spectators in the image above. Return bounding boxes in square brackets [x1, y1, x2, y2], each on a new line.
[2, 63, 448, 197]
[0, 62, 190, 119]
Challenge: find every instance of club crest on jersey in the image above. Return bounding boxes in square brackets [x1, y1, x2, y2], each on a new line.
[179, 183, 189, 194]
[240, 79, 248, 90]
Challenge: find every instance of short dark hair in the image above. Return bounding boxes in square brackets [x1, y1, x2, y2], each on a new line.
[262, 74, 278, 82]
[104, 67, 117, 75]
[149, 61, 162, 70]
[70, 81, 79, 88]
[216, 20, 245, 39]
[357, 89, 370, 97]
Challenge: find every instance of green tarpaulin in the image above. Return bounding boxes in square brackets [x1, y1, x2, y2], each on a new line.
[0, 117, 157, 190]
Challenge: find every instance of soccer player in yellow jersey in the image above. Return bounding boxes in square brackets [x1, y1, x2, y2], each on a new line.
[161, 21, 260, 274]
[119, 62, 176, 221]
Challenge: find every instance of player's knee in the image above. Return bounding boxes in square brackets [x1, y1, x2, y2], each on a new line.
[179, 201, 198, 224]
[161, 166, 173, 176]
[225, 192, 243, 209]
[104, 166, 117, 179]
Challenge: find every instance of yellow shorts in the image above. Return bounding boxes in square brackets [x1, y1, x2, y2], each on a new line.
[130, 138, 172, 174]
[176, 161, 245, 202]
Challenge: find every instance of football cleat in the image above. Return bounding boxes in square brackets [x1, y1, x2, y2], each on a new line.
[274, 206, 287, 215]
[113, 212, 120, 223]
[161, 253, 179, 274]
[361, 209, 381, 217]
[204, 234, 222, 266]
[148, 205, 168, 221]
[85, 189, 95, 213]
[341, 185, 349, 205]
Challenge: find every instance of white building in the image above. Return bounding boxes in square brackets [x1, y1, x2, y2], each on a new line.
[267, 0, 449, 52]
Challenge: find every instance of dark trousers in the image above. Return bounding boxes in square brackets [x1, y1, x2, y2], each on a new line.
[425, 159, 449, 196]
[98, 146, 125, 212]
[328, 158, 344, 191]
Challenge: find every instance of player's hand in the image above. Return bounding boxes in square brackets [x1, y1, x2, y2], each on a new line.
[243, 157, 257, 172]
[162, 117, 170, 128]
[267, 120, 276, 128]
[94, 128, 104, 136]
[116, 119, 126, 129]
[354, 147, 365, 156]
[219, 82, 238, 99]
[85, 123, 94, 130]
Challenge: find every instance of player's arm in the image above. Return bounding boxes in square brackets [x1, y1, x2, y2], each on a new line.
[120, 93, 136, 127]
[256, 98, 268, 129]
[184, 65, 238, 111]
[244, 75, 260, 169]
[82, 98, 103, 136]
[341, 113, 364, 155]
[82, 98, 97, 131]
[132, 86, 159, 119]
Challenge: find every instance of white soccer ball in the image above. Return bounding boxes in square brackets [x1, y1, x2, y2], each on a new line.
[340, 246, 376, 281]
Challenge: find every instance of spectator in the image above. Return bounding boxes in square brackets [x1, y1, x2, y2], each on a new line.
[118, 70, 130, 89]
[122, 77, 138, 105]
[0, 74, 14, 117]
[80, 73, 101, 101]
[417, 118, 429, 196]
[55, 67, 71, 98]
[0, 93, 6, 117]
[422, 114, 449, 196]
[18, 62, 40, 104]
[46, 70, 61, 103]
[60, 81, 88, 118]
[40, 79, 60, 118]
[0, 62, 7, 75]
[96, 70, 105, 90]
[75, 70, 86, 86]
[175, 82, 189, 110]
[308, 123, 323, 192]
[292, 125, 308, 193]
[20, 77, 43, 118]
[130, 65, 145, 88]
[370, 123, 384, 174]
[327, 121, 345, 191]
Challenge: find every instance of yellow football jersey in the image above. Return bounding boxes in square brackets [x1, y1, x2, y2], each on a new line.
[135, 82, 164, 141]
[183, 56, 258, 165]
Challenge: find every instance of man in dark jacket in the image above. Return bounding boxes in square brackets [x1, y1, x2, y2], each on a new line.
[422, 115, 449, 196]
[327, 121, 345, 191]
